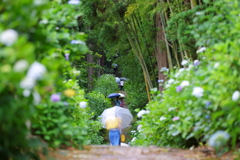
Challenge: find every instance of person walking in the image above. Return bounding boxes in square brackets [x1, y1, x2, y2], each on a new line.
[120, 80, 124, 91]
[119, 97, 125, 108]
[106, 116, 121, 146]
[100, 105, 133, 146]
[114, 96, 121, 107]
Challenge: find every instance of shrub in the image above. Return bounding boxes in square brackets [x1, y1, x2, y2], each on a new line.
[93, 74, 119, 98]
[0, 0, 88, 159]
[85, 91, 111, 119]
[133, 0, 240, 151]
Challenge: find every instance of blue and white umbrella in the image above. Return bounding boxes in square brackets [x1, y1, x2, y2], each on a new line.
[108, 93, 120, 98]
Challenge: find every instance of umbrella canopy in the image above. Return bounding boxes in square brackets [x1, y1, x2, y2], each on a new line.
[118, 93, 125, 98]
[115, 77, 120, 83]
[120, 77, 127, 81]
[100, 106, 133, 129]
[108, 93, 120, 98]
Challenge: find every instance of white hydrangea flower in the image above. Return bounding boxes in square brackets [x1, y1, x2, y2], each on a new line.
[168, 107, 176, 112]
[160, 116, 166, 121]
[137, 125, 142, 131]
[131, 137, 136, 142]
[0, 29, 18, 46]
[193, 60, 199, 65]
[68, 0, 80, 4]
[175, 68, 185, 78]
[23, 89, 31, 97]
[232, 91, 240, 101]
[165, 84, 171, 88]
[172, 131, 180, 136]
[71, 40, 85, 44]
[79, 101, 87, 108]
[158, 79, 164, 83]
[26, 62, 46, 80]
[208, 131, 230, 148]
[73, 70, 80, 75]
[168, 79, 174, 84]
[181, 60, 188, 66]
[214, 62, 220, 68]
[137, 110, 147, 118]
[160, 67, 169, 72]
[195, 11, 203, 15]
[34, 0, 47, 5]
[145, 110, 150, 114]
[180, 80, 190, 88]
[192, 87, 204, 98]
[175, 72, 181, 78]
[196, 47, 206, 53]
[13, 60, 28, 72]
[25, 120, 31, 129]
[20, 77, 36, 89]
[39, 19, 48, 24]
[179, 68, 185, 72]
[188, 64, 194, 70]
[33, 91, 41, 105]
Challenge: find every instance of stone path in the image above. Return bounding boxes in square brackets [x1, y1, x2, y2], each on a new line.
[47, 145, 236, 160]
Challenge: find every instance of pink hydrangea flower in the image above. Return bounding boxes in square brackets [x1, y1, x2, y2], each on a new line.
[50, 93, 60, 102]
[172, 116, 180, 121]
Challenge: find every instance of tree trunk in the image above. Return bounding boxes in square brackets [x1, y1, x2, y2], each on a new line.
[156, 13, 168, 92]
[87, 44, 94, 91]
[184, 0, 190, 4]
[97, 58, 101, 78]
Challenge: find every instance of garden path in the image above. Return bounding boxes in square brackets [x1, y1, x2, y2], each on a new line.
[48, 145, 235, 160]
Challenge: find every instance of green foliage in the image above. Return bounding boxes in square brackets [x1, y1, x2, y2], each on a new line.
[0, 0, 89, 159]
[116, 53, 148, 112]
[84, 74, 117, 144]
[32, 79, 89, 148]
[32, 101, 87, 148]
[84, 120, 104, 145]
[133, 0, 240, 152]
[65, 79, 104, 145]
[85, 91, 111, 119]
[166, 6, 200, 59]
[93, 74, 118, 98]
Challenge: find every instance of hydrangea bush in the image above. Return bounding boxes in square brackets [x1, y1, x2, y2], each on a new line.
[0, 0, 91, 159]
[132, 0, 240, 151]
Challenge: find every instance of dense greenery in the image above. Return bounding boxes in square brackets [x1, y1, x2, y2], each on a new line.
[0, 0, 101, 159]
[132, 0, 240, 153]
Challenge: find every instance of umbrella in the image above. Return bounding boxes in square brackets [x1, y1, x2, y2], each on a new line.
[108, 93, 120, 98]
[120, 77, 127, 81]
[100, 106, 133, 129]
[115, 77, 120, 83]
[118, 93, 125, 98]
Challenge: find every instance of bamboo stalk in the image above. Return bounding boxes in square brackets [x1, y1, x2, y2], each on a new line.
[127, 18, 153, 89]
[143, 71, 151, 102]
[125, 31, 151, 101]
[190, 0, 197, 8]
[179, 44, 185, 61]
[159, 12, 173, 70]
[132, 13, 157, 87]
[166, 0, 173, 14]
[173, 42, 180, 68]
